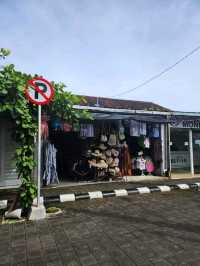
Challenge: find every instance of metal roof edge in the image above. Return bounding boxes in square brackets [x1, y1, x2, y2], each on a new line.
[74, 105, 200, 117]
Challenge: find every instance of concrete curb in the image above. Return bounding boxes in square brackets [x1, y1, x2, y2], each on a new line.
[43, 182, 200, 204]
[1, 182, 200, 208]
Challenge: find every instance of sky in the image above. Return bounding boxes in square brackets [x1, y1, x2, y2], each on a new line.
[1, 0, 200, 111]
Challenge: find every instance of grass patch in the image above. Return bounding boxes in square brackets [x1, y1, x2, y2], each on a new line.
[46, 207, 61, 214]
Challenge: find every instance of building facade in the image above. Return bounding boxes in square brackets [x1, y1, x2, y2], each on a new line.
[1, 96, 200, 187]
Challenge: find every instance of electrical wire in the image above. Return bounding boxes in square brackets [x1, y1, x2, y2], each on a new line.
[112, 44, 200, 98]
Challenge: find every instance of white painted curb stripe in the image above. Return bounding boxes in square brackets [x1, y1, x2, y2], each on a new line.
[2, 182, 199, 206]
[177, 184, 190, 190]
[0, 200, 8, 209]
[88, 191, 103, 199]
[60, 194, 75, 202]
[114, 189, 128, 197]
[137, 187, 151, 194]
[157, 185, 171, 192]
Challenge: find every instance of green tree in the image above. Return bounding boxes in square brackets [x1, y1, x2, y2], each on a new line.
[0, 49, 90, 212]
[0, 48, 11, 59]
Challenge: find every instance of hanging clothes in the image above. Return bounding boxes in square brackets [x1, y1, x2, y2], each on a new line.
[151, 139, 162, 162]
[146, 159, 155, 174]
[149, 124, 160, 138]
[43, 141, 59, 185]
[80, 124, 94, 138]
[41, 120, 49, 140]
[118, 120, 125, 141]
[120, 143, 132, 176]
[144, 137, 150, 148]
[130, 120, 147, 136]
[139, 122, 147, 136]
[130, 120, 140, 136]
[152, 124, 160, 138]
[137, 157, 146, 171]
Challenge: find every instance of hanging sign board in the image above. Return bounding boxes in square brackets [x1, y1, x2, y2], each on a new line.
[25, 77, 54, 105]
[170, 119, 200, 129]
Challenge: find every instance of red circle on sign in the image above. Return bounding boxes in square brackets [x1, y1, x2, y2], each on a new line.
[25, 77, 54, 105]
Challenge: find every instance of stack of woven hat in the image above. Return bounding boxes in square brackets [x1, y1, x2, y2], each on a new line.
[98, 133, 120, 177]
[88, 149, 108, 169]
[105, 148, 120, 176]
[86, 131, 122, 177]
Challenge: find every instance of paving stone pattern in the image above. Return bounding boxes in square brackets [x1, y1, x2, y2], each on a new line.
[1, 190, 200, 265]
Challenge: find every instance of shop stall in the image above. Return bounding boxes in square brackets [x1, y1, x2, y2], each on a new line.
[40, 111, 169, 186]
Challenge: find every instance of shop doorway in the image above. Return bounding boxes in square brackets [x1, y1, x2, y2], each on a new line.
[49, 130, 91, 182]
[170, 128, 191, 176]
[192, 130, 200, 174]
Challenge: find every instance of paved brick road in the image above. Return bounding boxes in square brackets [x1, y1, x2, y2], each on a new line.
[1, 190, 200, 266]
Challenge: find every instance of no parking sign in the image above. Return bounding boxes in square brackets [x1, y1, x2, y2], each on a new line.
[25, 77, 54, 105]
[25, 77, 54, 208]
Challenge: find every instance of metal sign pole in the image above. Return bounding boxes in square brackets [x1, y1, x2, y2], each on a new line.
[37, 105, 41, 206]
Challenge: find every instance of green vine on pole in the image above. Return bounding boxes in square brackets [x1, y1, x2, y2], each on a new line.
[0, 49, 90, 211]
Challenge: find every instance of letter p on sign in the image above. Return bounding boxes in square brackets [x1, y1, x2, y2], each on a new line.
[25, 77, 54, 105]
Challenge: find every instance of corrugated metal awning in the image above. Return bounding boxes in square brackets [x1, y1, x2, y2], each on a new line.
[91, 113, 169, 123]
